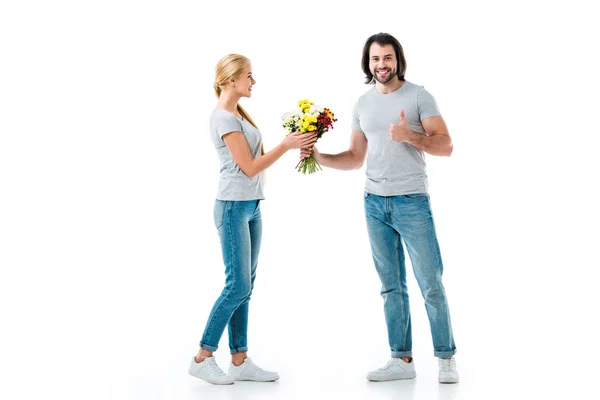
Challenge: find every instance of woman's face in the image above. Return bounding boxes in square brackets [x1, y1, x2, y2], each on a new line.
[234, 62, 255, 98]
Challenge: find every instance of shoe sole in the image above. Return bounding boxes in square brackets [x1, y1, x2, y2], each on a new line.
[206, 380, 234, 385]
[439, 375, 459, 384]
[232, 377, 279, 382]
[367, 372, 417, 382]
[189, 371, 234, 385]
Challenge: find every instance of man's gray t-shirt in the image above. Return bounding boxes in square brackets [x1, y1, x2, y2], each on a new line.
[210, 109, 264, 200]
[351, 81, 440, 196]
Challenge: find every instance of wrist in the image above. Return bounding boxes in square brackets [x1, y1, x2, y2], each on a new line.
[312, 149, 321, 162]
[406, 131, 421, 145]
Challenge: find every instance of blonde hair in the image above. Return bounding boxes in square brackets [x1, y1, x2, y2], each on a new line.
[214, 54, 264, 155]
[214, 54, 259, 131]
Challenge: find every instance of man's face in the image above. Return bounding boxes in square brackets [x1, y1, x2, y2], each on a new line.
[369, 43, 397, 85]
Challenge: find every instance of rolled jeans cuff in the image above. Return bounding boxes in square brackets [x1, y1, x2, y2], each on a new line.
[200, 342, 218, 352]
[230, 346, 248, 355]
[435, 349, 457, 358]
[391, 350, 412, 358]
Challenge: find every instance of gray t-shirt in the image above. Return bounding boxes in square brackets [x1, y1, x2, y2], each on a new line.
[351, 81, 440, 196]
[210, 108, 265, 200]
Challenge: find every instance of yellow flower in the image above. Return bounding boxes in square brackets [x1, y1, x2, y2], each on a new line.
[308, 125, 316, 131]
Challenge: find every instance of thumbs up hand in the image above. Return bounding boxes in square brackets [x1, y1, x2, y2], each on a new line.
[389, 110, 412, 143]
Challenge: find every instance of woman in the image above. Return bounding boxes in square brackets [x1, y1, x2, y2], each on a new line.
[188, 54, 317, 385]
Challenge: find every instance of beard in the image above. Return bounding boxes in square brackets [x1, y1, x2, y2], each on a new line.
[373, 68, 396, 84]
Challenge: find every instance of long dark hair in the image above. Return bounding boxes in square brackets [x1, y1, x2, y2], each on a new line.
[361, 33, 407, 84]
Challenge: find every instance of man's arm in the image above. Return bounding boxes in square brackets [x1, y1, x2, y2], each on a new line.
[389, 111, 453, 157]
[301, 130, 368, 170]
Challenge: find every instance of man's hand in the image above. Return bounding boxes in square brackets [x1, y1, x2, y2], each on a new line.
[389, 110, 414, 143]
[300, 146, 320, 161]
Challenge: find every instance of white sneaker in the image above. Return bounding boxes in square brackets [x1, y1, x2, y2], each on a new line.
[188, 356, 234, 385]
[438, 357, 459, 383]
[367, 358, 416, 381]
[228, 357, 279, 382]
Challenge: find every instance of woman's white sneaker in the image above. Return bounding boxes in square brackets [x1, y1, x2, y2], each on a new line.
[228, 358, 279, 382]
[188, 356, 234, 385]
[367, 358, 416, 381]
[438, 357, 459, 383]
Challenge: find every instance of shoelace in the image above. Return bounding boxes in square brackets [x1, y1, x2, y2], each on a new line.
[244, 359, 266, 372]
[439, 358, 455, 372]
[380, 358, 401, 370]
[206, 360, 226, 376]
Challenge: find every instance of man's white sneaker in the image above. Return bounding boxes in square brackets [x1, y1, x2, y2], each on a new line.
[367, 358, 416, 381]
[188, 356, 234, 385]
[228, 357, 279, 382]
[438, 357, 459, 383]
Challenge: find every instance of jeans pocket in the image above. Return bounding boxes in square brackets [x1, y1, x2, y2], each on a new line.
[214, 200, 226, 230]
[403, 193, 429, 201]
[364, 192, 371, 200]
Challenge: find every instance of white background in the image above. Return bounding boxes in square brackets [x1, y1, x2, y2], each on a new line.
[1, 1, 599, 399]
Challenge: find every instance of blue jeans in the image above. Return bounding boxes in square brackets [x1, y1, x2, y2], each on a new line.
[200, 200, 262, 354]
[364, 192, 456, 358]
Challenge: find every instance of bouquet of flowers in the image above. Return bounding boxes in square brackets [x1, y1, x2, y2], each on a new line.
[281, 99, 337, 174]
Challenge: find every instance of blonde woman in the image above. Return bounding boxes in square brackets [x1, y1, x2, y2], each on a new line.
[188, 54, 317, 385]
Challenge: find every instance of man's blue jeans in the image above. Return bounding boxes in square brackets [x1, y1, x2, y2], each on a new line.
[364, 192, 456, 358]
[200, 200, 262, 354]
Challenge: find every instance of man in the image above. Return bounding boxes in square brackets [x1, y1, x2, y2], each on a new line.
[301, 32, 459, 383]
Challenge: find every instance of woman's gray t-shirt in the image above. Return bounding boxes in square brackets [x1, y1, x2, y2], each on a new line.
[210, 109, 264, 200]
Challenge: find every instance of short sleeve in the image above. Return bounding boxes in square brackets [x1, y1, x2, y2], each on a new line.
[215, 112, 243, 139]
[351, 100, 362, 131]
[417, 87, 441, 120]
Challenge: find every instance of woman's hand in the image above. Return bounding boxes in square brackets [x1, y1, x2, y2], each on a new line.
[283, 131, 318, 151]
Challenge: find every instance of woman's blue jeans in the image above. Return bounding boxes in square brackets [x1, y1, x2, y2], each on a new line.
[200, 200, 262, 354]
